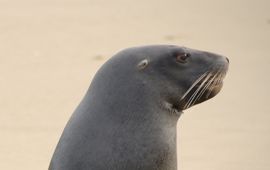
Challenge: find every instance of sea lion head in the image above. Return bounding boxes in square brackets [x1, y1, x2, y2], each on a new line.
[122, 45, 229, 112]
[92, 45, 229, 114]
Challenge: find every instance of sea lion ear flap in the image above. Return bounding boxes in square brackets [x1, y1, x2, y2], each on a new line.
[137, 59, 149, 70]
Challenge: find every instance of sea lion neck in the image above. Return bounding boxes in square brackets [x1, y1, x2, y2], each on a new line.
[84, 74, 179, 126]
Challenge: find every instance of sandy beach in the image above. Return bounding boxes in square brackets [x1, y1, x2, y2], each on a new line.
[0, 0, 269, 169]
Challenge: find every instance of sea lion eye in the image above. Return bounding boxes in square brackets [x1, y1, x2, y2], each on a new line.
[137, 59, 149, 69]
[176, 53, 190, 63]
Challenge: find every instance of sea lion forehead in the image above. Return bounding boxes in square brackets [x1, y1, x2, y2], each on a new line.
[118, 45, 186, 58]
[115, 45, 192, 69]
[144, 45, 187, 55]
[109, 45, 175, 67]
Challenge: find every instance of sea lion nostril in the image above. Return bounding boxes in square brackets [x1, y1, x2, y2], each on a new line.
[225, 57, 229, 63]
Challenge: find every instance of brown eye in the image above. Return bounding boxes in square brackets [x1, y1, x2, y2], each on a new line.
[176, 53, 190, 63]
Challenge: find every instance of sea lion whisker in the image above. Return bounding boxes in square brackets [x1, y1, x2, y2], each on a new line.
[206, 70, 223, 98]
[196, 71, 220, 101]
[184, 77, 206, 109]
[198, 75, 214, 100]
[185, 73, 212, 109]
[189, 73, 212, 108]
[181, 72, 208, 100]
[190, 72, 215, 107]
[206, 75, 220, 98]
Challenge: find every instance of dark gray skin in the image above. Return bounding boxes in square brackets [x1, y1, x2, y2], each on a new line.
[49, 45, 229, 170]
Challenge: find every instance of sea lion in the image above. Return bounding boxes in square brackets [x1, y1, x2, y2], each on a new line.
[49, 45, 229, 170]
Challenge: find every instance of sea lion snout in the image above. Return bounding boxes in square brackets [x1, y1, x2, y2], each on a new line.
[203, 51, 229, 65]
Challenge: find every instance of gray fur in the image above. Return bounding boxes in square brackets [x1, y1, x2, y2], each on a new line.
[49, 45, 228, 170]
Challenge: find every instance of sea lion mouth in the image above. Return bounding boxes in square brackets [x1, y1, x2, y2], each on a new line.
[179, 66, 227, 110]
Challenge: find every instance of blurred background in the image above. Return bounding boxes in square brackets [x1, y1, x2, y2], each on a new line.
[0, 0, 269, 169]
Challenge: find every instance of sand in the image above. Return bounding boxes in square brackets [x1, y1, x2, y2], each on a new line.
[0, 0, 269, 169]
